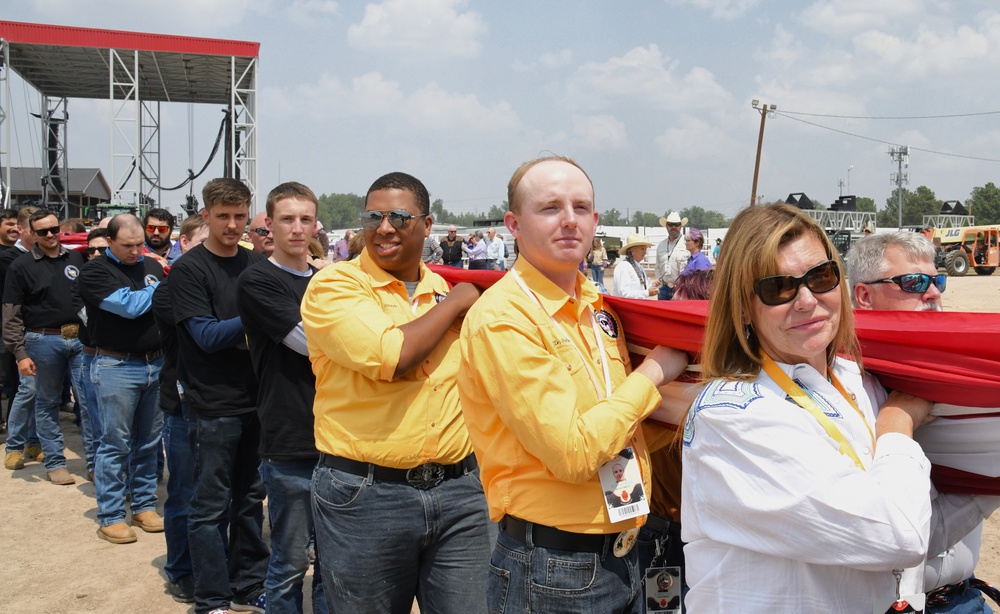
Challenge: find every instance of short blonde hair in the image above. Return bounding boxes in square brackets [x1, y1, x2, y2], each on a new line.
[701, 203, 859, 380]
[506, 155, 593, 214]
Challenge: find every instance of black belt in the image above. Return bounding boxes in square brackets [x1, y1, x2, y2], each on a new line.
[643, 513, 682, 538]
[319, 454, 476, 490]
[500, 515, 613, 554]
[97, 348, 163, 362]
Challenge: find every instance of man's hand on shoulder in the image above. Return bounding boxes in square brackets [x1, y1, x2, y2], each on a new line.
[444, 282, 481, 317]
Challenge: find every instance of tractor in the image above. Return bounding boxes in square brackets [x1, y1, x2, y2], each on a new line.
[934, 226, 999, 276]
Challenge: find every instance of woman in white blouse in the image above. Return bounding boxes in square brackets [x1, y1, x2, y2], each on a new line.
[611, 233, 660, 298]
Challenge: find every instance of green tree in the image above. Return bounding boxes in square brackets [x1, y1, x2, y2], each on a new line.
[600, 208, 627, 225]
[856, 197, 876, 213]
[317, 192, 364, 229]
[681, 206, 729, 228]
[967, 183, 1000, 225]
[877, 186, 940, 228]
[631, 211, 661, 227]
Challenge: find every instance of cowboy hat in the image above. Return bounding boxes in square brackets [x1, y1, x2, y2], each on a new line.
[658, 211, 688, 228]
[621, 232, 655, 255]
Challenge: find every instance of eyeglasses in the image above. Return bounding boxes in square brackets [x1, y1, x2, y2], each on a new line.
[86, 246, 108, 255]
[249, 227, 270, 237]
[359, 209, 427, 231]
[754, 260, 841, 306]
[146, 224, 170, 234]
[666, 222, 681, 228]
[862, 273, 946, 294]
[33, 226, 60, 237]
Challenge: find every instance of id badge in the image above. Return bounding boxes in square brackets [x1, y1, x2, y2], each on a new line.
[874, 594, 924, 613]
[598, 446, 649, 523]
[644, 566, 682, 613]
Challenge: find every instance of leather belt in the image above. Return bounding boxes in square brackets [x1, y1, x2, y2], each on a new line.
[643, 513, 682, 538]
[500, 515, 613, 554]
[28, 327, 63, 335]
[319, 454, 476, 490]
[97, 348, 163, 362]
[82, 346, 97, 356]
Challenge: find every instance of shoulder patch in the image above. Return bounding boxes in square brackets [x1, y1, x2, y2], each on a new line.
[683, 380, 764, 446]
[64, 265, 80, 280]
[144, 274, 159, 287]
[435, 292, 448, 304]
[594, 309, 619, 339]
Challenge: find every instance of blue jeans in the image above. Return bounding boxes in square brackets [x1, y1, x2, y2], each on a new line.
[261, 458, 326, 614]
[488, 527, 643, 614]
[4, 372, 38, 451]
[163, 408, 195, 583]
[78, 352, 102, 474]
[26, 331, 84, 471]
[311, 463, 491, 614]
[928, 580, 991, 613]
[590, 265, 605, 286]
[92, 354, 163, 526]
[657, 285, 674, 301]
[189, 412, 268, 614]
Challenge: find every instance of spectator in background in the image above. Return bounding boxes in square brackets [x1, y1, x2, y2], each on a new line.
[587, 237, 608, 286]
[681, 227, 712, 277]
[347, 231, 364, 260]
[247, 212, 274, 257]
[464, 231, 488, 270]
[0, 209, 19, 249]
[143, 208, 178, 263]
[673, 269, 715, 301]
[331, 229, 353, 263]
[712, 237, 722, 263]
[422, 235, 443, 265]
[440, 225, 464, 267]
[314, 220, 329, 257]
[654, 211, 689, 300]
[486, 227, 504, 270]
[612, 233, 660, 298]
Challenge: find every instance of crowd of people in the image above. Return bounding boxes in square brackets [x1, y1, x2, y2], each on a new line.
[1, 158, 997, 614]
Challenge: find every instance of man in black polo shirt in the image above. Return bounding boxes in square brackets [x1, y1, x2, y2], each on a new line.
[169, 178, 268, 614]
[79, 214, 166, 544]
[237, 182, 327, 613]
[440, 224, 464, 267]
[1, 209, 86, 486]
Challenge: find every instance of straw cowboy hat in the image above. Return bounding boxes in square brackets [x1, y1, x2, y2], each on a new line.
[658, 211, 689, 228]
[621, 233, 655, 255]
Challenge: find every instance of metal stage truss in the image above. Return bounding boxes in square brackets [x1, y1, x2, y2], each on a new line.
[0, 20, 259, 215]
[803, 210, 876, 233]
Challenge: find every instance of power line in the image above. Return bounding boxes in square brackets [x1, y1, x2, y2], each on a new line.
[779, 109, 1000, 120]
[776, 112, 1000, 163]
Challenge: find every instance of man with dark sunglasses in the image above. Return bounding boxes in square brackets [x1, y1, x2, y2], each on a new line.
[302, 171, 490, 614]
[2, 209, 87, 486]
[849, 231, 997, 614]
[246, 211, 274, 257]
[143, 207, 178, 263]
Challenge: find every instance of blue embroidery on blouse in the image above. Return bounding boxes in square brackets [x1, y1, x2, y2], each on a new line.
[684, 380, 764, 446]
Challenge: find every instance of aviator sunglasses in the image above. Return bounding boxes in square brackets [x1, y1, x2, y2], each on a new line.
[359, 209, 427, 231]
[753, 260, 841, 306]
[862, 273, 946, 294]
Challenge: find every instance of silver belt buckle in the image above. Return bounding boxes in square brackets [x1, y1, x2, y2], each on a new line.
[406, 462, 445, 490]
[613, 528, 639, 558]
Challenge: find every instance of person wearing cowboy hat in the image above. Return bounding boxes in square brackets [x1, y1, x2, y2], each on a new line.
[613, 233, 661, 298]
[655, 212, 689, 301]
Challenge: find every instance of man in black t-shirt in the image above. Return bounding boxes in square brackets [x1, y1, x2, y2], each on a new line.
[440, 224, 464, 267]
[169, 178, 268, 614]
[1, 210, 86, 486]
[237, 182, 327, 613]
[79, 214, 166, 545]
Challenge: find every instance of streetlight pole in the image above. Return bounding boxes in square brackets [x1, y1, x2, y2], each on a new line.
[847, 165, 853, 195]
[750, 100, 775, 207]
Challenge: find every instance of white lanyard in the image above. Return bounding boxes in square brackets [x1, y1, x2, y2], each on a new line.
[511, 269, 612, 400]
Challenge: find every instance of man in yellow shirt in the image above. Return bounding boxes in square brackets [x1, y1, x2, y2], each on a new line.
[301, 171, 490, 614]
[458, 156, 689, 613]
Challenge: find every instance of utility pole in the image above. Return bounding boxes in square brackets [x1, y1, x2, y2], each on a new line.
[889, 146, 909, 229]
[750, 100, 776, 207]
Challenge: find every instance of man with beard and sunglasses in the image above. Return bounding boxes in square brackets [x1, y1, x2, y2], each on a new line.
[144, 207, 180, 264]
[850, 231, 1000, 614]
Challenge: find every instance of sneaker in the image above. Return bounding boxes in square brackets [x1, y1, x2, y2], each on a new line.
[230, 592, 265, 613]
[24, 444, 44, 462]
[4, 450, 24, 470]
[167, 575, 195, 603]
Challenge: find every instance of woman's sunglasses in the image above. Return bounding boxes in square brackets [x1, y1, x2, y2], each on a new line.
[754, 260, 841, 306]
[862, 273, 946, 294]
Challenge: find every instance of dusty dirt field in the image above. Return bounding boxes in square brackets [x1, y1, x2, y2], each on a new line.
[1, 273, 999, 613]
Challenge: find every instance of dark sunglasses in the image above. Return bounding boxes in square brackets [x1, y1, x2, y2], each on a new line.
[862, 273, 946, 294]
[666, 222, 681, 228]
[33, 226, 60, 237]
[754, 260, 841, 306]
[360, 209, 427, 231]
[146, 224, 170, 234]
[249, 227, 270, 237]
[86, 246, 108, 255]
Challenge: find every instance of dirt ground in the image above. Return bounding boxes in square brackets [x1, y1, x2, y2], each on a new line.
[2, 273, 999, 613]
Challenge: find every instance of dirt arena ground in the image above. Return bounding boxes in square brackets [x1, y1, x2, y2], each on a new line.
[1, 272, 999, 613]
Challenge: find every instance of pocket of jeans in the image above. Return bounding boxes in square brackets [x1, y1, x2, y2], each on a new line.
[24, 331, 43, 344]
[486, 563, 511, 614]
[532, 552, 598, 595]
[311, 466, 365, 510]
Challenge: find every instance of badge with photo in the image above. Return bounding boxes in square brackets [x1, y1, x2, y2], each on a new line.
[598, 446, 649, 523]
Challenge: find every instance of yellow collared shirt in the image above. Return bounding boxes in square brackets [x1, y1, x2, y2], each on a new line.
[301, 249, 472, 468]
[458, 259, 661, 534]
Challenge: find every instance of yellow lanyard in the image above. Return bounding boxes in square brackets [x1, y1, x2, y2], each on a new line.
[760, 353, 875, 471]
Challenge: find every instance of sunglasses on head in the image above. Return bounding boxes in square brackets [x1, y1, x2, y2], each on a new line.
[33, 226, 60, 237]
[862, 273, 946, 294]
[360, 209, 427, 231]
[249, 227, 270, 237]
[754, 260, 841, 306]
[146, 224, 170, 234]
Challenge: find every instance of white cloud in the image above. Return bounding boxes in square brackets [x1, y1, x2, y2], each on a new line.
[407, 83, 517, 131]
[799, 0, 924, 34]
[666, 0, 760, 20]
[287, 0, 339, 27]
[540, 49, 573, 69]
[347, 0, 486, 55]
[572, 115, 627, 150]
[567, 45, 731, 111]
[655, 115, 738, 161]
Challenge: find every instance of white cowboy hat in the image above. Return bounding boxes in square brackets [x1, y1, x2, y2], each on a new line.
[658, 211, 689, 228]
[621, 233, 654, 254]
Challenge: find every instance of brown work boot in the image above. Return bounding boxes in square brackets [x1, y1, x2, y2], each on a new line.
[47, 467, 76, 485]
[97, 522, 137, 544]
[4, 450, 24, 470]
[24, 444, 44, 462]
[131, 510, 164, 533]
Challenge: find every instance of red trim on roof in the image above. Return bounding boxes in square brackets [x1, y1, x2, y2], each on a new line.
[0, 20, 258, 58]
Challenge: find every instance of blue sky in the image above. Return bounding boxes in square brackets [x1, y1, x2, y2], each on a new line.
[4, 0, 1000, 219]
